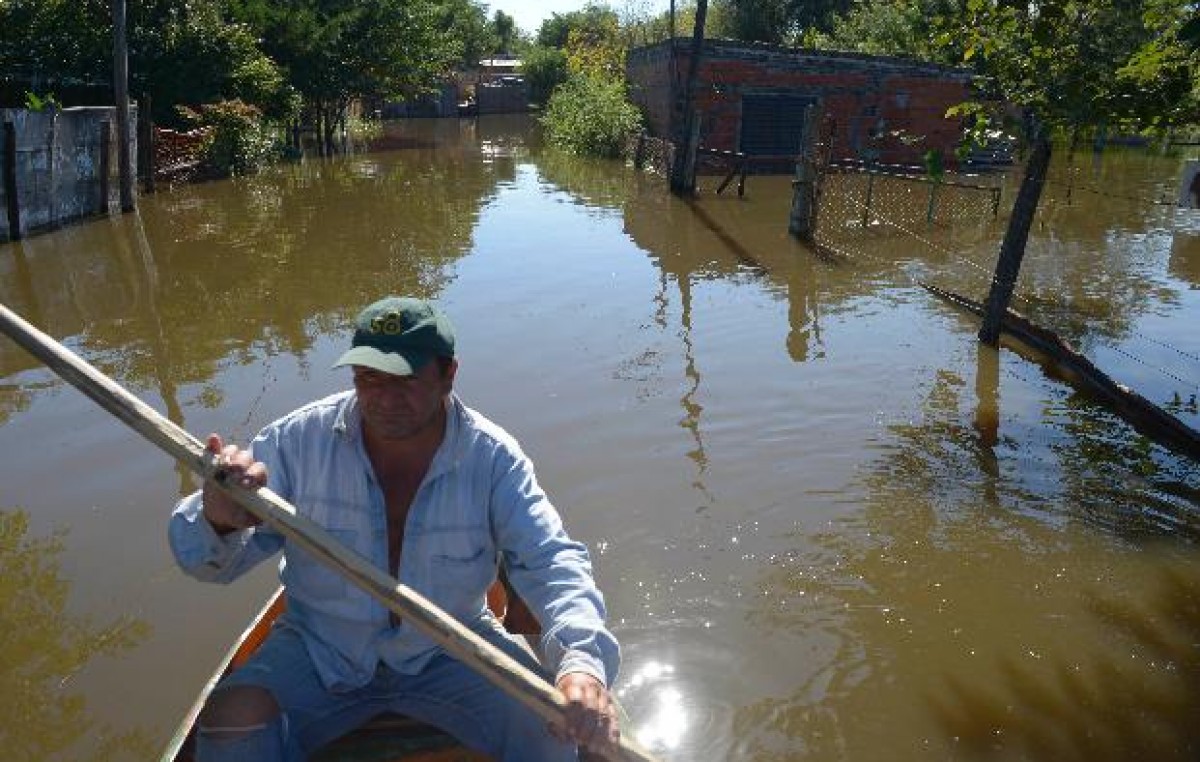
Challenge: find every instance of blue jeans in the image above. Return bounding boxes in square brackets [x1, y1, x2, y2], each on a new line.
[195, 622, 577, 762]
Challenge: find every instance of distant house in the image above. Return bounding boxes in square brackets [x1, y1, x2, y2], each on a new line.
[464, 56, 530, 115]
[381, 82, 459, 118]
[478, 56, 522, 77]
[626, 39, 979, 170]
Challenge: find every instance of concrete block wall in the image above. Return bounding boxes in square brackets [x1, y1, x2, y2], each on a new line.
[1, 106, 136, 242]
[627, 39, 975, 169]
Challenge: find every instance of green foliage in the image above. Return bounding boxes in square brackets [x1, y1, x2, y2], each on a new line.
[710, 0, 793, 43]
[809, 0, 958, 60]
[536, 5, 620, 50]
[491, 9, 518, 54]
[23, 91, 59, 111]
[135, 3, 299, 125]
[541, 74, 643, 158]
[179, 100, 281, 176]
[521, 46, 570, 105]
[254, 0, 461, 114]
[931, 0, 1199, 134]
[435, 0, 495, 68]
[708, 0, 854, 43]
[565, 10, 625, 80]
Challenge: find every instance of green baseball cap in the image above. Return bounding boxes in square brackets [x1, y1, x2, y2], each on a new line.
[333, 297, 455, 376]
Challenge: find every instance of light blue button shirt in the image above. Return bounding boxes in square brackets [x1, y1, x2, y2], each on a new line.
[169, 391, 619, 692]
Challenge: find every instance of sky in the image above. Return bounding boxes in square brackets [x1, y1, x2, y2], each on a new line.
[485, 0, 672, 36]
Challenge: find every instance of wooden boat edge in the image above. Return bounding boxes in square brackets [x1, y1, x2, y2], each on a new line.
[159, 589, 287, 762]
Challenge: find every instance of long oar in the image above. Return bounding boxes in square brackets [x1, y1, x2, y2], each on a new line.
[0, 301, 659, 762]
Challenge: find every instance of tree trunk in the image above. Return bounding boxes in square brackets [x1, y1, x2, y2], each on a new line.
[979, 131, 1051, 346]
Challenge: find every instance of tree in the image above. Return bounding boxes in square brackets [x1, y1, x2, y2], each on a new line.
[491, 9, 517, 54]
[522, 46, 569, 105]
[564, 8, 625, 79]
[536, 4, 620, 49]
[246, 0, 461, 152]
[926, 0, 1199, 342]
[810, 0, 959, 60]
[940, 0, 1197, 137]
[132, 0, 297, 123]
[434, 0, 494, 67]
[708, 0, 854, 43]
[0, 0, 293, 119]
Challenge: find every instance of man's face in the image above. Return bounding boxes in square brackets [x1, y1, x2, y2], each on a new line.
[352, 359, 456, 441]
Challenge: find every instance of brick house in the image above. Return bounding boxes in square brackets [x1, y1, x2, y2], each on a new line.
[626, 38, 977, 171]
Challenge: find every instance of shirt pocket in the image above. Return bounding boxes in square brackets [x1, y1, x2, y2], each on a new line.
[422, 528, 497, 605]
[282, 528, 357, 600]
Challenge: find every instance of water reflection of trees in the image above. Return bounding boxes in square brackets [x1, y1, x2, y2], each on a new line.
[0, 128, 514, 416]
[0, 508, 154, 761]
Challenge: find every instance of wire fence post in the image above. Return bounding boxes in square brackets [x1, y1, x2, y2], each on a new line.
[3, 121, 20, 241]
[789, 104, 820, 240]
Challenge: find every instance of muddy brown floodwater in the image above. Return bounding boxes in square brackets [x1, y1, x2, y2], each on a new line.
[1, 116, 1199, 761]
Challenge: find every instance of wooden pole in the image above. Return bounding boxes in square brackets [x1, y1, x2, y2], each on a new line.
[669, 0, 707, 195]
[0, 301, 660, 762]
[112, 0, 136, 211]
[141, 93, 156, 193]
[979, 130, 1051, 346]
[3, 121, 20, 241]
[100, 119, 112, 213]
[789, 105, 820, 240]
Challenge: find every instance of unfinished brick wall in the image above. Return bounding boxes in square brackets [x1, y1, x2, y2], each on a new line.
[627, 39, 976, 170]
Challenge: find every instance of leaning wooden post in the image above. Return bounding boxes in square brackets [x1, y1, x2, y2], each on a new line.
[633, 131, 647, 170]
[789, 154, 815, 239]
[789, 105, 820, 240]
[112, 0, 135, 212]
[979, 129, 1052, 346]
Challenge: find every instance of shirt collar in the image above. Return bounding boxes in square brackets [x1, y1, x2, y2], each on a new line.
[331, 390, 466, 478]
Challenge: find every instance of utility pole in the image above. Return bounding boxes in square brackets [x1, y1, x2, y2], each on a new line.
[113, 0, 136, 212]
[669, 0, 707, 195]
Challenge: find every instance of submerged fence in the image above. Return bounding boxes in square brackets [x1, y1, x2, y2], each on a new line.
[1, 106, 137, 242]
[812, 161, 1003, 249]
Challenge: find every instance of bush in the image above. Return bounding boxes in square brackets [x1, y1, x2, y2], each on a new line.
[540, 74, 643, 158]
[521, 46, 569, 105]
[178, 100, 281, 176]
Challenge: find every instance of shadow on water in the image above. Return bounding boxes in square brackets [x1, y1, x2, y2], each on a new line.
[0, 508, 154, 761]
[933, 563, 1200, 762]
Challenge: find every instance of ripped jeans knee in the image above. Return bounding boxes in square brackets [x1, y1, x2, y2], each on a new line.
[196, 713, 290, 762]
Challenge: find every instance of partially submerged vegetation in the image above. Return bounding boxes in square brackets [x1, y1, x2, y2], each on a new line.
[3, 0, 1196, 171]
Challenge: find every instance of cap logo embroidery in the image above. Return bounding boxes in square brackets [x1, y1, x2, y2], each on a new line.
[370, 311, 405, 335]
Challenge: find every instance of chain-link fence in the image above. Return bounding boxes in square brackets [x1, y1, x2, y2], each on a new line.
[816, 163, 1003, 247]
[813, 163, 1003, 248]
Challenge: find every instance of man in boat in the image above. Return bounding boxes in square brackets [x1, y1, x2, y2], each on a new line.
[168, 296, 620, 761]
